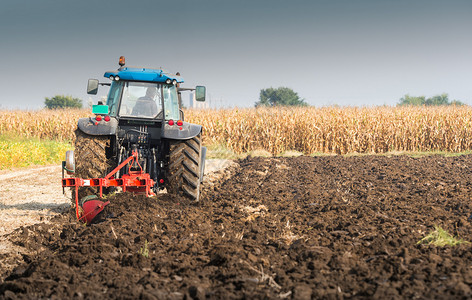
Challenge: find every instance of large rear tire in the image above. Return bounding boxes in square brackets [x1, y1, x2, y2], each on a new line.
[73, 129, 114, 203]
[166, 134, 202, 201]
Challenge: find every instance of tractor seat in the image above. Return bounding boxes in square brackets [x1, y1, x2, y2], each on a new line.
[132, 99, 158, 117]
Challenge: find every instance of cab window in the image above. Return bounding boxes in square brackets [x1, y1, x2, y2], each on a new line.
[106, 82, 123, 116]
[163, 85, 180, 120]
[119, 82, 162, 118]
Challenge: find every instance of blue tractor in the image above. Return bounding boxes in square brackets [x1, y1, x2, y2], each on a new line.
[65, 57, 206, 210]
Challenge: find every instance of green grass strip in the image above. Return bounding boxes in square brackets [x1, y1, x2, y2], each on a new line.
[417, 225, 469, 247]
[0, 135, 72, 169]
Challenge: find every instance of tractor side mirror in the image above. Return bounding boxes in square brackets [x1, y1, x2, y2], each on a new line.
[195, 86, 206, 102]
[87, 79, 99, 95]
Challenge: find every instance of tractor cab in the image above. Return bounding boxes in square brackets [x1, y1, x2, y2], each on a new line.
[104, 80, 180, 120]
[87, 56, 205, 122]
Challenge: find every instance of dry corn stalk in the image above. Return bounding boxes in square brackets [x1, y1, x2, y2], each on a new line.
[2, 106, 472, 155]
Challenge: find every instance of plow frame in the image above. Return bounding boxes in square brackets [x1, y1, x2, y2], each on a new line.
[62, 150, 155, 221]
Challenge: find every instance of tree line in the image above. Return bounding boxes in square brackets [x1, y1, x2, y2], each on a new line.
[254, 89, 466, 107]
[45, 95, 83, 109]
[397, 93, 464, 106]
[42, 90, 466, 109]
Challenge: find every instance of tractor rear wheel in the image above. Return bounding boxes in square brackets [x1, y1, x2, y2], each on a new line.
[166, 134, 202, 201]
[73, 129, 115, 204]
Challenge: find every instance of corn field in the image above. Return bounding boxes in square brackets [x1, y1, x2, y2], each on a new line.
[0, 109, 90, 141]
[186, 106, 472, 155]
[1, 106, 472, 155]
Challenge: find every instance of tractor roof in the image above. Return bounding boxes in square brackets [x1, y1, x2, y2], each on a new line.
[104, 67, 184, 83]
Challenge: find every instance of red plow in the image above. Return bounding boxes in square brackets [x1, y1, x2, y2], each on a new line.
[62, 150, 155, 224]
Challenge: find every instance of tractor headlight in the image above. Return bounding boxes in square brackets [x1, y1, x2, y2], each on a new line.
[109, 75, 115, 81]
[114, 76, 120, 81]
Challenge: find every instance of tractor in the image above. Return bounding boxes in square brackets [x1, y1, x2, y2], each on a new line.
[62, 56, 206, 223]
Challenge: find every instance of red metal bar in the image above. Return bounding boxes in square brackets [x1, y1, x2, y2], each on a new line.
[62, 177, 155, 191]
[104, 151, 139, 180]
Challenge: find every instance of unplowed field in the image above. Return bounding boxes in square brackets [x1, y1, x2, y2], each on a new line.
[1, 155, 472, 299]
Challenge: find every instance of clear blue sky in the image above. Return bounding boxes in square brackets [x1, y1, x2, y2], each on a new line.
[1, 0, 471, 109]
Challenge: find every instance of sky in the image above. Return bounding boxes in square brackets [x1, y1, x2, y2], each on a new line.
[0, 0, 471, 109]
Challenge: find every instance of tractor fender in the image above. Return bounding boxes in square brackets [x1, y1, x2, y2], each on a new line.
[162, 121, 202, 140]
[77, 117, 118, 136]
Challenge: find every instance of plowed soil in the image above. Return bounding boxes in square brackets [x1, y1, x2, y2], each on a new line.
[2, 155, 472, 299]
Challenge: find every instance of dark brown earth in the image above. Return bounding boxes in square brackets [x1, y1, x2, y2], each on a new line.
[2, 155, 472, 299]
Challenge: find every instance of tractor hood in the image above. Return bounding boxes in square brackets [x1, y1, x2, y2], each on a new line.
[104, 67, 184, 83]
